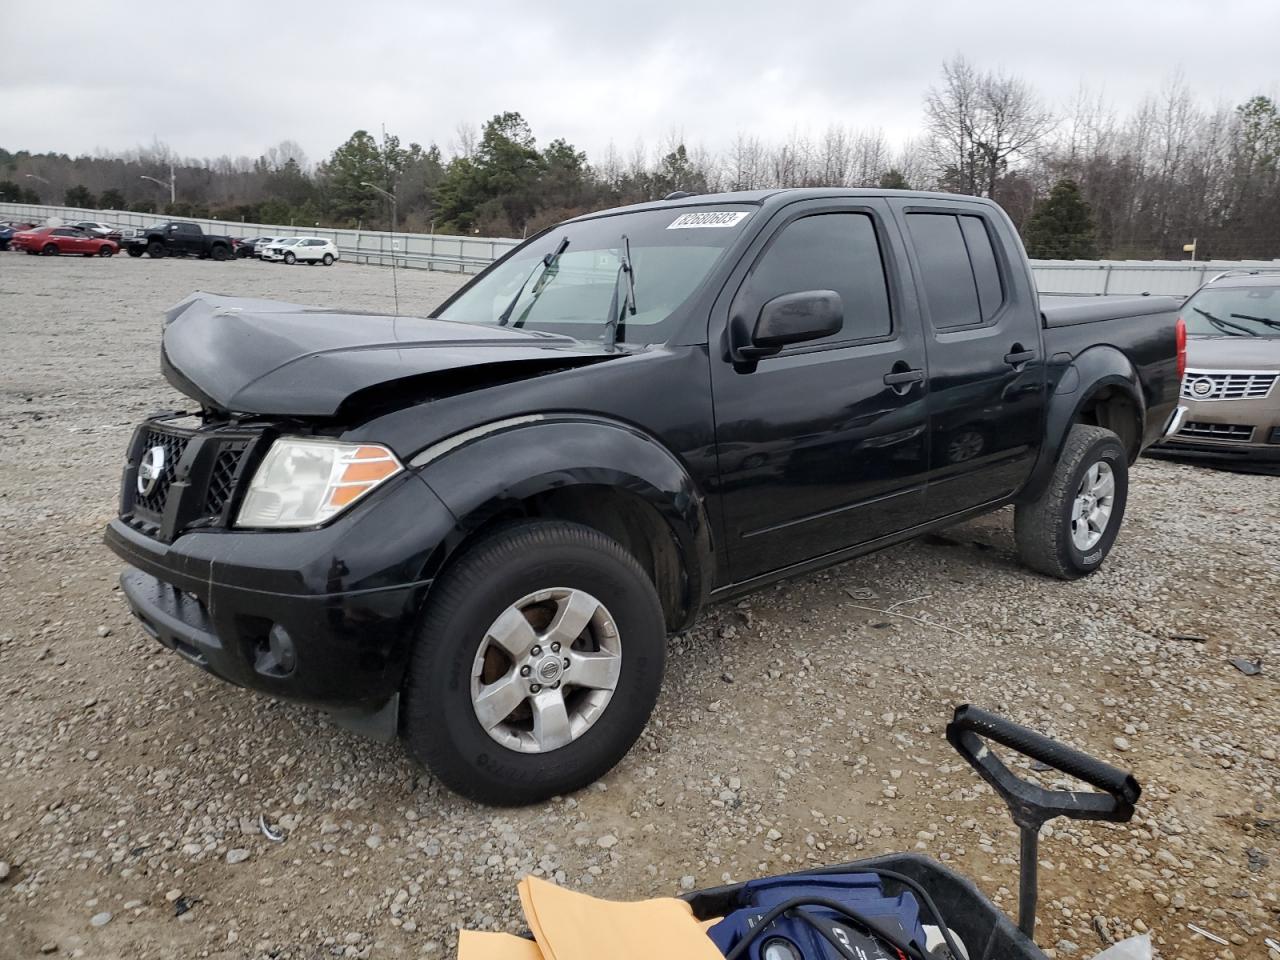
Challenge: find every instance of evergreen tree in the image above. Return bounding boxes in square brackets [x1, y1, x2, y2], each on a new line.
[99, 188, 126, 209]
[319, 130, 385, 225]
[1023, 179, 1099, 259]
[878, 168, 910, 190]
[65, 184, 97, 208]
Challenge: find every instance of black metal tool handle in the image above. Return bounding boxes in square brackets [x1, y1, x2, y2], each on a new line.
[946, 705, 1142, 942]
[948, 704, 1140, 819]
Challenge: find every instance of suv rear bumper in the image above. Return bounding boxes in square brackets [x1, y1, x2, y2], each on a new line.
[104, 471, 458, 737]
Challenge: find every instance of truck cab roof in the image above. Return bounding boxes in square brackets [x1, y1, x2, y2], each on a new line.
[562, 187, 1005, 225]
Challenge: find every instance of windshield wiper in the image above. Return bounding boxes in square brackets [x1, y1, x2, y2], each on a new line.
[603, 235, 637, 351]
[1230, 312, 1280, 330]
[1193, 306, 1257, 337]
[497, 236, 569, 326]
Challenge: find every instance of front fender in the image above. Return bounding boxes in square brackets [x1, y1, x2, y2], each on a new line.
[1018, 346, 1144, 504]
[412, 415, 715, 629]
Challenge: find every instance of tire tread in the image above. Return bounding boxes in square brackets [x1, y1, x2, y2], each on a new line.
[403, 519, 663, 805]
[1015, 424, 1126, 580]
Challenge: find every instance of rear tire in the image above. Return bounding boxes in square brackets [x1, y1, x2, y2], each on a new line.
[403, 520, 666, 805]
[211, 245, 229, 261]
[1014, 424, 1129, 580]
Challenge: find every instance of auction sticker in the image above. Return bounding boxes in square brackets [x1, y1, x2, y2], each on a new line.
[667, 211, 751, 229]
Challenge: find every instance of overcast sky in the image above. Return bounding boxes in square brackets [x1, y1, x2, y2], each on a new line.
[4, 1, 1278, 166]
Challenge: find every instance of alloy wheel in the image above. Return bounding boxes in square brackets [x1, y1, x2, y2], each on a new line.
[469, 588, 622, 754]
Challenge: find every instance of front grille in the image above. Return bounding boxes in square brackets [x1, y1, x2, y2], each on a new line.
[123, 419, 265, 540]
[204, 441, 252, 518]
[1179, 421, 1255, 442]
[133, 428, 190, 515]
[1181, 370, 1278, 402]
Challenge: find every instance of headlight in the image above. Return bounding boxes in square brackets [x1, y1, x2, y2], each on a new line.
[235, 439, 402, 529]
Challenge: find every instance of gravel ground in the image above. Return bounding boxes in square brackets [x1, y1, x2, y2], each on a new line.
[0, 253, 1277, 960]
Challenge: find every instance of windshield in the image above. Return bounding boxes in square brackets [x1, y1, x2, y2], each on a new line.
[1184, 285, 1280, 337]
[434, 205, 756, 346]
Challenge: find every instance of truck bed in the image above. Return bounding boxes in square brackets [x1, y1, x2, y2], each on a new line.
[1040, 294, 1181, 328]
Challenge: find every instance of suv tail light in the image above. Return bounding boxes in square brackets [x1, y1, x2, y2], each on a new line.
[1175, 315, 1187, 380]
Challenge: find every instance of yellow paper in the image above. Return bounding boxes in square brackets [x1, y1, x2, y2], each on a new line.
[518, 875, 723, 960]
[458, 929, 546, 960]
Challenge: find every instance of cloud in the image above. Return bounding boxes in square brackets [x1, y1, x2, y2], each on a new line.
[3, 0, 1278, 165]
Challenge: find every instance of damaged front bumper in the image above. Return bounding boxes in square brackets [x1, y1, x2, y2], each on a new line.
[104, 470, 458, 741]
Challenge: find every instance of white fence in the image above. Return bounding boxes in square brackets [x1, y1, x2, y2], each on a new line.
[1030, 258, 1280, 298]
[0, 201, 519, 274]
[4, 201, 1279, 294]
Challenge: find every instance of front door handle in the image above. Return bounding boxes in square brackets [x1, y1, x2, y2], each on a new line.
[1004, 346, 1037, 367]
[883, 365, 925, 394]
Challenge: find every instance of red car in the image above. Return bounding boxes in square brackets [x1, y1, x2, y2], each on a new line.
[13, 225, 119, 257]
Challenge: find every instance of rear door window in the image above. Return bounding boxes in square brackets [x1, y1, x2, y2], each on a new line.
[747, 212, 893, 346]
[907, 213, 1005, 329]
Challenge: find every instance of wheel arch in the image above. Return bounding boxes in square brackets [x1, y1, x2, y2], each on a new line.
[413, 416, 714, 634]
[1019, 345, 1145, 504]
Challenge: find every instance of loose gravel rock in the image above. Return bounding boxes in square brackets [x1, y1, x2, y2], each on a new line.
[1, 254, 1277, 959]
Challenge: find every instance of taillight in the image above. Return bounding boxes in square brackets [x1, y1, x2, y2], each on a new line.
[1175, 315, 1187, 380]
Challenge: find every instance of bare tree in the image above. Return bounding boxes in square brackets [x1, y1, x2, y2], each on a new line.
[726, 133, 767, 190]
[924, 56, 1054, 200]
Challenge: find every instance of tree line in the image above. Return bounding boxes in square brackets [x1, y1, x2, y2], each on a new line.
[2, 59, 1278, 260]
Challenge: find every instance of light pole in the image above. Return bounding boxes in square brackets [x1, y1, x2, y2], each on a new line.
[361, 181, 399, 312]
[140, 163, 176, 205]
[360, 182, 397, 236]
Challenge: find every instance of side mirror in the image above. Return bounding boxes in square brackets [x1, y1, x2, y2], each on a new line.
[729, 290, 843, 362]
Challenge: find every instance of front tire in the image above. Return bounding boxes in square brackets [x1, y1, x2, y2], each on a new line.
[42, 243, 59, 256]
[147, 240, 166, 258]
[283, 251, 296, 265]
[127, 247, 143, 257]
[1015, 424, 1129, 580]
[322, 253, 334, 266]
[403, 520, 666, 805]
[99, 245, 114, 257]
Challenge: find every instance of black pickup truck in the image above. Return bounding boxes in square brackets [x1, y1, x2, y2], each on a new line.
[105, 189, 1184, 804]
[123, 221, 235, 260]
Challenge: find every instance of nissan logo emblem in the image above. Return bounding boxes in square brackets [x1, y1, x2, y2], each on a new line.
[137, 445, 166, 496]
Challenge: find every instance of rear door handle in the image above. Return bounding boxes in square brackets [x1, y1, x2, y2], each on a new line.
[883, 368, 925, 386]
[1004, 349, 1036, 366]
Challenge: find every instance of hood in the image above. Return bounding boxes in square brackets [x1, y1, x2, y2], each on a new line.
[161, 293, 619, 417]
[1186, 333, 1280, 370]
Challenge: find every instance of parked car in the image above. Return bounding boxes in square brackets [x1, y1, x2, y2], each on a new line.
[0, 223, 14, 251]
[261, 237, 303, 262]
[122, 221, 235, 260]
[12, 225, 118, 257]
[105, 188, 1182, 805]
[234, 236, 271, 258]
[73, 221, 123, 242]
[263, 236, 339, 265]
[1154, 269, 1280, 464]
[253, 236, 288, 259]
